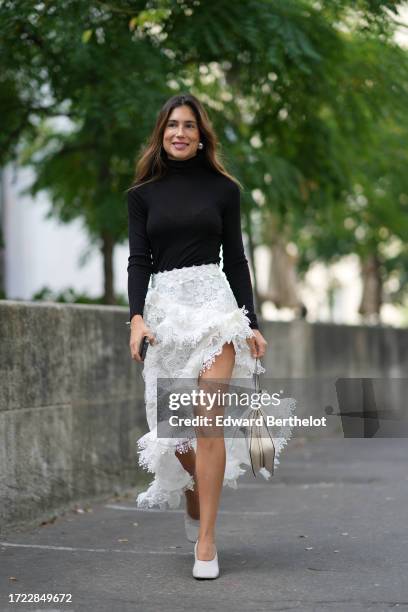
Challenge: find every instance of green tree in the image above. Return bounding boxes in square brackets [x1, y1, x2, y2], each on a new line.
[1, 0, 407, 319]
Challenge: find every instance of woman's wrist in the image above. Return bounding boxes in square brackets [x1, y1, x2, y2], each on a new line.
[129, 314, 144, 329]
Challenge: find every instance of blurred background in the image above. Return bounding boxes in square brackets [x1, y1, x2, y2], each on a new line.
[1, 0, 407, 327]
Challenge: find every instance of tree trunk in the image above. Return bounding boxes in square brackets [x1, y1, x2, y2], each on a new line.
[101, 230, 115, 305]
[262, 236, 303, 310]
[0, 169, 5, 298]
[358, 252, 382, 321]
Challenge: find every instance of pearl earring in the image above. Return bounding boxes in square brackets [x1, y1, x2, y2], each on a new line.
[198, 142, 204, 149]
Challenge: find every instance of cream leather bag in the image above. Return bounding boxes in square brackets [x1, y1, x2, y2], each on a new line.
[245, 357, 276, 477]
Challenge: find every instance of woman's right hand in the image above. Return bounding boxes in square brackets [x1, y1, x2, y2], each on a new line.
[129, 315, 157, 362]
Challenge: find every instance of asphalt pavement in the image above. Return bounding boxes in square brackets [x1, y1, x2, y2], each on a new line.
[1, 436, 408, 612]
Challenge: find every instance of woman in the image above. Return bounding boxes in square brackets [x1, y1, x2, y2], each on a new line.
[126, 93, 292, 579]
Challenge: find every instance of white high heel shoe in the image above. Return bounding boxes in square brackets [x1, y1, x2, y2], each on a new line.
[192, 539, 219, 579]
[184, 511, 200, 543]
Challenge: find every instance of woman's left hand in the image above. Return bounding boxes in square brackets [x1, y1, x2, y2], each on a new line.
[246, 329, 268, 358]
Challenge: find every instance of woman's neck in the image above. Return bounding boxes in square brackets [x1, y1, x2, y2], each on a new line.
[162, 149, 208, 173]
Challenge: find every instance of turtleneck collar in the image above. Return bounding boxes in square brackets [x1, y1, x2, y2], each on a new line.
[162, 148, 209, 173]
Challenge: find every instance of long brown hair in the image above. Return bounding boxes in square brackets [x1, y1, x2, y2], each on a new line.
[127, 93, 243, 191]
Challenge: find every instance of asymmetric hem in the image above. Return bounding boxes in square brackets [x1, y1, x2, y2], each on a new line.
[135, 263, 295, 510]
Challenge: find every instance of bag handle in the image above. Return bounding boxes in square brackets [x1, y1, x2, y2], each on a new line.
[253, 356, 261, 394]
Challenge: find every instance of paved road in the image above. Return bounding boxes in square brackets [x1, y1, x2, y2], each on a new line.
[1, 437, 408, 611]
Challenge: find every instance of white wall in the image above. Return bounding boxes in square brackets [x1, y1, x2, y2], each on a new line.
[3, 163, 128, 301]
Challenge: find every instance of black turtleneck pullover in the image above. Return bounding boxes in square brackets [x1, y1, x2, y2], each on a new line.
[126, 149, 259, 329]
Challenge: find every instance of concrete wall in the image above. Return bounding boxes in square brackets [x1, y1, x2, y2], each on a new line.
[259, 319, 408, 440]
[0, 300, 148, 533]
[1, 300, 407, 532]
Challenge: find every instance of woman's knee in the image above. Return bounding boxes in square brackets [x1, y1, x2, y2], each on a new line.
[196, 435, 225, 450]
[199, 341, 236, 381]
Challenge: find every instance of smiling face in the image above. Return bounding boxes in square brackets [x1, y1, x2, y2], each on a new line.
[162, 104, 201, 161]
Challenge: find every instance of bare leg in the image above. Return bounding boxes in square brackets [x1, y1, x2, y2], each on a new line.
[175, 447, 200, 520]
[194, 341, 235, 560]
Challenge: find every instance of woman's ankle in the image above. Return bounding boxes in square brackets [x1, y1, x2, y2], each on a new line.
[197, 534, 215, 545]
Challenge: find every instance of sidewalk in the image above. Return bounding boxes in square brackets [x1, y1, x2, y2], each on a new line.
[1, 437, 408, 611]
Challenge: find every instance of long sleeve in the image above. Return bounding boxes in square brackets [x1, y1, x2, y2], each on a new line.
[127, 187, 153, 322]
[221, 182, 259, 330]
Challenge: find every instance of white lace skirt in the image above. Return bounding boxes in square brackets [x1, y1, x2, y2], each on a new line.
[135, 262, 294, 510]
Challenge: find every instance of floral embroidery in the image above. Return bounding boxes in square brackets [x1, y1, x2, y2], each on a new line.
[134, 263, 295, 510]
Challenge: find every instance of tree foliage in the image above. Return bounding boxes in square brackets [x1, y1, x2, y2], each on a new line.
[0, 0, 407, 314]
